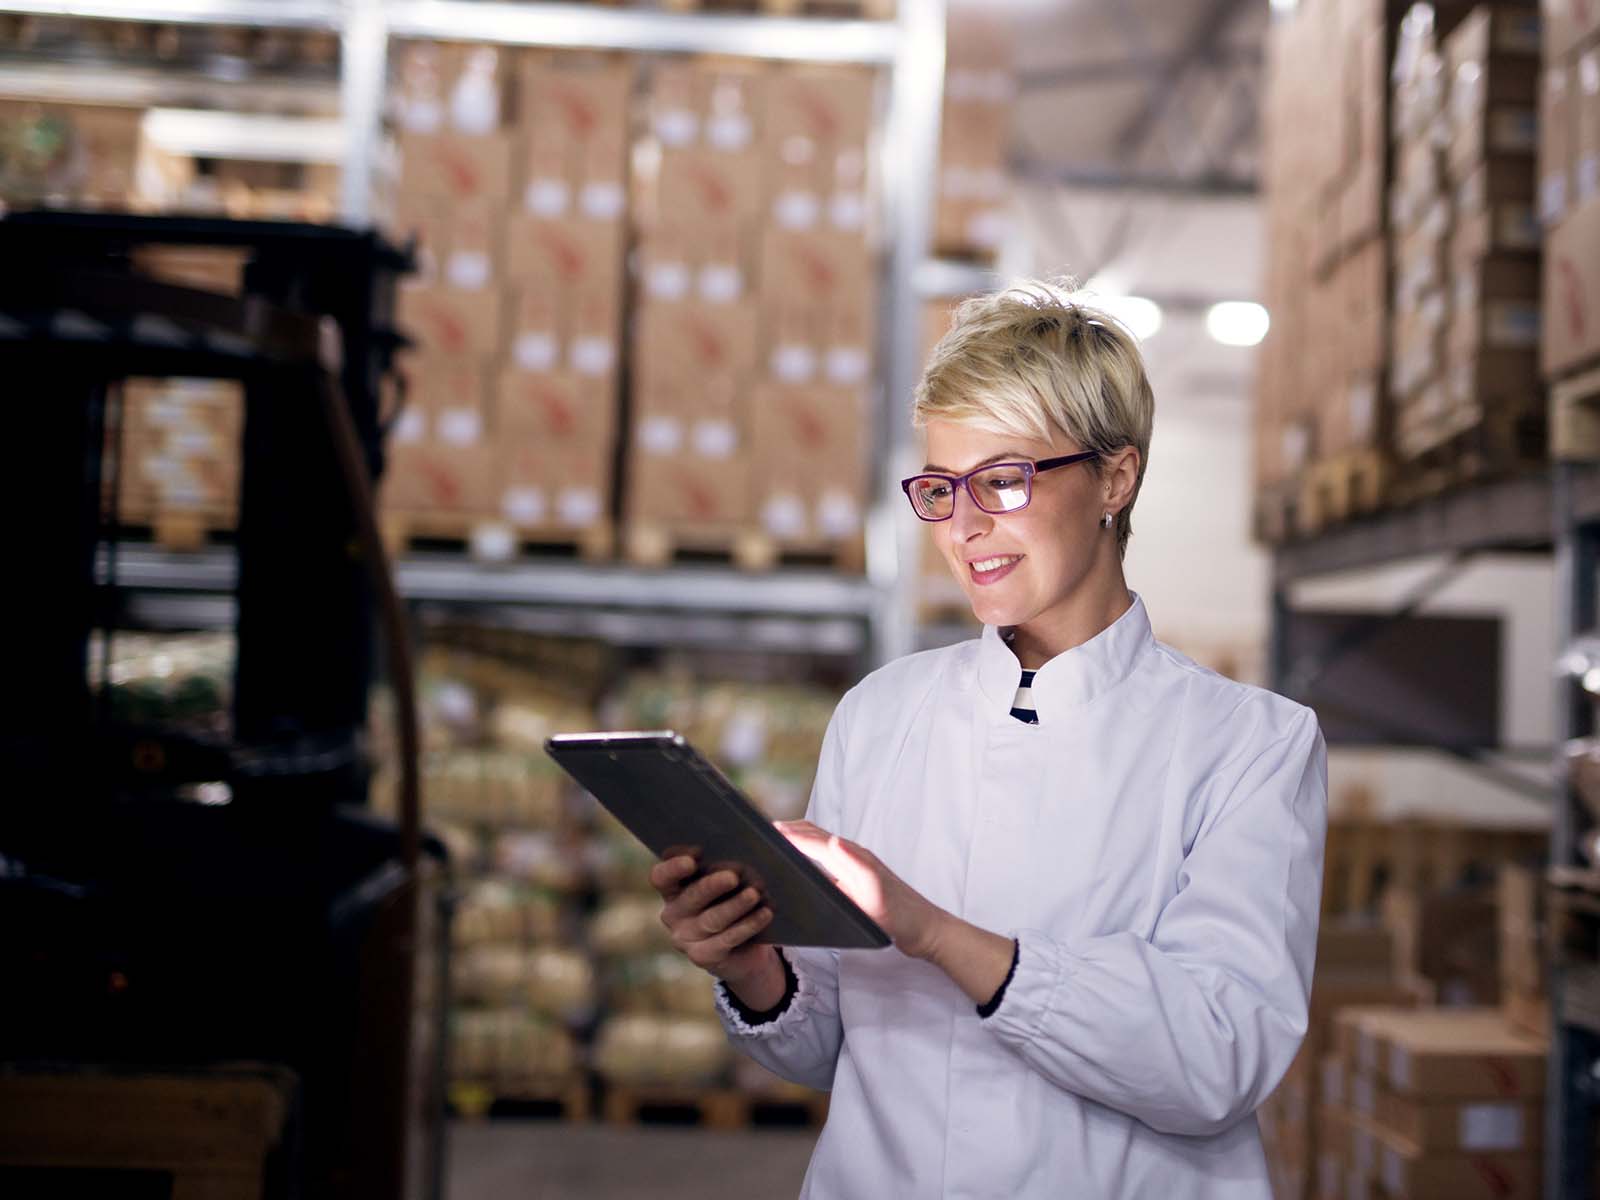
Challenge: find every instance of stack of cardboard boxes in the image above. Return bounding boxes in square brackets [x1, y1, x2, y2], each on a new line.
[933, 2, 1013, 264]
[1320, 1007, 1546, 1200]
[1541, 0, 1600, 447]
[626, 61, 875, 564]
[114, 378, 242, 546]
[1497, 862, 1549, 1038]
[1391, 6, 1544, 468]
[387, 44, 627, 557]
[0, 99, 143, 209]
[1257, 922, 1430, 1200]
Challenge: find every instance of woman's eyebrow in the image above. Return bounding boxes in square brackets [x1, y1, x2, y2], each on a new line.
[921, 451, 1033, 473]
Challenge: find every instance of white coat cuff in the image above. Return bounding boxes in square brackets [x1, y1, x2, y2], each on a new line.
[715, 950, 823, 1038]
[981, 929, 1073, 1043]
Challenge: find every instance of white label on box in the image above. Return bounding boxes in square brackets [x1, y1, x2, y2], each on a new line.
[514, 331, 559, 372]
[698, 264, 743, 303]
[1352, 1125, 1373, 1178]
[638, 415, 683, 455]
[1460, 1103, 1524, 1151]
[762, 493, 808, 538]
[648, 261, 691, 301]
[692, 419, 737, 460]
[818, 489, 861, 537]
[826, 345, 870, 384]
[772, 343, 818, 383]
[1541, 175, 1570, 227]
[524, 177, 571, 218]
[654, 108, 698, 147]
[1348, 382, 1376, 443]
[557, 486, 601, 526]
[470, 522, 515, 562]
[1580, 156, 1599, 205]
[393, 406, 426, 444]
[1381, 1147, 1404, 1196]
[706, 112, 753, 151]
[946, 69, 982, 102]
[570, 336, 616, 377]
[967, 208, 1008, 249]
[1388, 1044, 1411, 1090]
[168, 429, 220, 456]
[1486, 302, 1540, 349]
[446, 250, 491, 290]
[400, 98, 442, 136]
[830, 191, 866, 231]
[1281, 425, 1309, 471]
[437, 407, 483, 445]
[502, 486, 547, 526]
[580, 181, 624, 220]
[974, 167, 1008, 200]
[775, 189, 821, 230]
[979, 69, 1016, 104]
[1352, 1074, 1375, 1115]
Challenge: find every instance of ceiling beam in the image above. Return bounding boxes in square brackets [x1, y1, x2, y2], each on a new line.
[1012, 156, 1257, 198]
[1112, 0, 1255, 161]
[1018, 45, 1261, 92]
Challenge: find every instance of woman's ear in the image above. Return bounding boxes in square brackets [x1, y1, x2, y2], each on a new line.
[1104, 447, 1141, 512]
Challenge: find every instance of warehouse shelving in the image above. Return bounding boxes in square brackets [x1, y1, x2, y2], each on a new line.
[1268, 461, 1600, 1200]
[2, 0, 948, 666]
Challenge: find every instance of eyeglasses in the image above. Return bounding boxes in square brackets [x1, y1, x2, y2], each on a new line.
[900, 451, 1100, 522]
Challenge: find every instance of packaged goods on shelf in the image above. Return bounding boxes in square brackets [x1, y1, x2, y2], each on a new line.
[1498, 862, 1548, 1036]
[452, 880, 570, 949]
[934, 2, 1013, 262]
[592, 1014, 731, 1087]
[453, 945, 596, 1026]
[87, 631, 233, 736]
[0, 99, 141, 209]
[603, 953, 720, 1020]
[451, 1008, 580, 1086]
[113, 377, 242, 538]
[1543, 194, 1600, 377]
[589, 895, 675, 959]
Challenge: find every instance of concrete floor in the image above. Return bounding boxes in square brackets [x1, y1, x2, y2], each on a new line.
[447, 1121, 817, 1200]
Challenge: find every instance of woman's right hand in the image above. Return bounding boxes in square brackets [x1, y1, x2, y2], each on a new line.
[650, 855, 781, 998]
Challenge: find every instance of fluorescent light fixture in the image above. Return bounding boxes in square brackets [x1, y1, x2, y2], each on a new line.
[1269, 0, 1299, 12]
[1089, 294, 1163, 341]
[1205, 301, 1270, 347]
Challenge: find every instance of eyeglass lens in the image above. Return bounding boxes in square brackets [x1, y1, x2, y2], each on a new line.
[909, 465, 1031, 519]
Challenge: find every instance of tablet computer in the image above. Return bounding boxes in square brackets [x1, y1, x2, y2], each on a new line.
[545, 730, 890, 950]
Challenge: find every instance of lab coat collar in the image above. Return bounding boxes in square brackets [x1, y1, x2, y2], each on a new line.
[978, 593, 1152, 723]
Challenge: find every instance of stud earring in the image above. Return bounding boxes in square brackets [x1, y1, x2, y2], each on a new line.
[1100, 512, 1114, 529]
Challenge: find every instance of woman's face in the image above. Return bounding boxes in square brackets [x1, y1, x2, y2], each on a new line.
[922, 419, 1112, 631]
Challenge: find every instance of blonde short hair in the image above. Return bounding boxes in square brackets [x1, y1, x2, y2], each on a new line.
[913, 279, 1155, 557]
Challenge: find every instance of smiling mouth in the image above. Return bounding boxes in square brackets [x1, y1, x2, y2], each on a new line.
[967, 554, 1023, 584]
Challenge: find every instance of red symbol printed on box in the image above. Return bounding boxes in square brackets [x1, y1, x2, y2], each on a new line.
[420, 458, 462, 506]
[689, 162, 735, 216]
[554, 86, 599, 137]
[1468, 1157, 1514, 1198]
[426, 306, 469, 354]
[533, 381, 575, 435]
[793, 245, 838, 296]
[1560, 258, 1588, 343]
[685, 477, 718, 520]
[441, 148, 483, 198]
[688, 317, 728, 368]
[794, 408, 827, 448]
[538, 230, 585, 282]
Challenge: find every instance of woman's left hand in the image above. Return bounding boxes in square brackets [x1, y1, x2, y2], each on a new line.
[777, 820, 948, 960]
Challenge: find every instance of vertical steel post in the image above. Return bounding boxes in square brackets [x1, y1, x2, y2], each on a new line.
[340, 0, 388, 227]
[869, 0, 946, 668]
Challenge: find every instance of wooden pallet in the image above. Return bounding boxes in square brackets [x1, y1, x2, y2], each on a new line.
[447, 1078, 591, 1122]
[382, 512, 614, 563]
[111, 509, 237, 551]
[1296, 449, 1390, 536]
[1390, 405, 1546, 505]
[601, 1084, 828, 1130]
[623, 524, 865, 573]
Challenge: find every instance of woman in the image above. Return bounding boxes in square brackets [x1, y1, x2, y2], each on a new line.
[651, 281, 1326, 1198]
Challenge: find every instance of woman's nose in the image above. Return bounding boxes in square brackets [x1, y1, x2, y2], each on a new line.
[949, 481, 993, 541]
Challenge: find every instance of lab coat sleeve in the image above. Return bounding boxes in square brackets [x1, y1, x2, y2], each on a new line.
[982, 705, 1327, 1137]
[712, 701, 850, 1092]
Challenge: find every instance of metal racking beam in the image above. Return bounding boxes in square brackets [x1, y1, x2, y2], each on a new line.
[0, 0, 340, 29]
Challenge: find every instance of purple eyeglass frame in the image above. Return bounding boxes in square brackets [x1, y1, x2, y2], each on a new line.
[900, 450, 1100, 522]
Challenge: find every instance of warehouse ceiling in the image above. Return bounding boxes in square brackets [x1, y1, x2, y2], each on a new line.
[994, 0, 1272, 411]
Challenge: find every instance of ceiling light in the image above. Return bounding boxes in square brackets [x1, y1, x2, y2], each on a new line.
[1089, 294, 1163, 341]
[1269, 0, 1299, 12]
[1205, 301, 1270, 347]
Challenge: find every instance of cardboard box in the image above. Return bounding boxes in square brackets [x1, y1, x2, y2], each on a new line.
[1374, 1009, 1547, 1099]
[647, 61, 768, 153]
[759, 229, 874, 310]
[638, 225, 754, 305]
[397, 284, 505, 356]
[1578, 47, 1600, 206]
[506, 284, 621, 379]
[1541, 195, 1600, 375]
[1375, 1128, 1540, 1199]
[404, 356, 492, 444]
[503, 217, 624, 298]
[1449, 109, 1540, 179]
[765, 66, 874, 158]
[517, 59, 630, 147]
[1543, 0, 1600, 63]
[497, 442, 611, 530]
[494, 369, 615, 449]
[1541, 63, 1575, 225]
[396, 132, 514, 204]
[634, 301, 760, 391]
[383, 443, 498, 513]
[1380, 1092, 1542, 1153]
[625, 449, 752, 529]
[656, 147, 764, 224]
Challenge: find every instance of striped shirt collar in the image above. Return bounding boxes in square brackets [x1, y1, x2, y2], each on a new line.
[976, 593, 1151, 724]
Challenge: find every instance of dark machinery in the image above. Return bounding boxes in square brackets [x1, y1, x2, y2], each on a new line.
[0, 211, 445, 1199]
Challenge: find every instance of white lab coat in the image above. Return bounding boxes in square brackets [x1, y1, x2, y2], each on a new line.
[715, 595, 1326, 1199]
